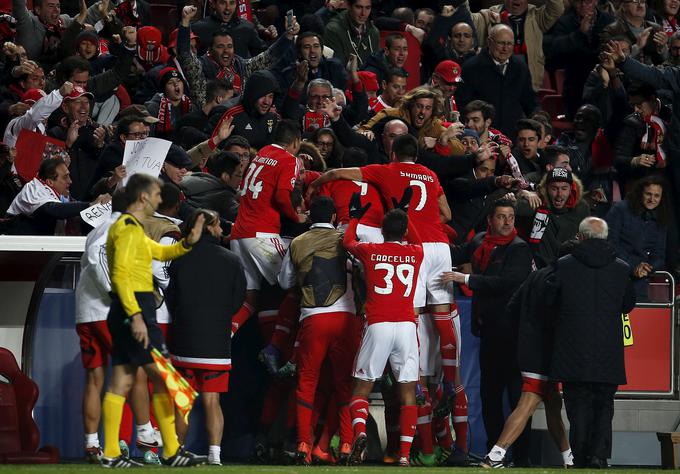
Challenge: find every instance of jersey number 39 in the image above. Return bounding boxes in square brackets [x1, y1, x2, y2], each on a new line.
[373, 263, 415, 297]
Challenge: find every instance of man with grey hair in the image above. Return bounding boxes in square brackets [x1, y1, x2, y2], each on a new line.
[457, 24, 538, 137]
[543, 216, 635, 468]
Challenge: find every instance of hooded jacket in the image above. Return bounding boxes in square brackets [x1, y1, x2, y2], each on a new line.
[547, 238, 635, 384]
[208, 70, 280, 149]
[180, 172, 239, 223]
[324, 9, 379, 65]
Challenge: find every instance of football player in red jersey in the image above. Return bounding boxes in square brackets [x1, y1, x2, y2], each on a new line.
[308, 133, 468, 463]
[230, 120, 308, 335]
[343, 187, 423, 467]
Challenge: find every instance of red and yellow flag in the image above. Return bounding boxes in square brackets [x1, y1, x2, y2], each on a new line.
[151, 348, 197, 423]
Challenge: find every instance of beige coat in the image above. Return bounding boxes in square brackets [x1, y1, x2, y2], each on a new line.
[470, 0, 564, 91]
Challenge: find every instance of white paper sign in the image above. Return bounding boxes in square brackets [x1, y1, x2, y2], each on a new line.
[121, 137, 172, 185]
[80, 201, 113, 228]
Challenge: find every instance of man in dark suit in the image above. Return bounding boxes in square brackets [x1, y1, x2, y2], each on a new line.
[544, 217, 636, 468]
[455, 24, 538, 138]
[442, 198, 533, 465]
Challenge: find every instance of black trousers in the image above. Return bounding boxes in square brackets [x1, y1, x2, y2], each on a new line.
[479, 332, 531, 465]
[562, 381, 618, 466]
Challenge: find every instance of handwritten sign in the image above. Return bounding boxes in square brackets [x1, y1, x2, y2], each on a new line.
[80, 201, 113, 228]
[121, 137, 172, 185]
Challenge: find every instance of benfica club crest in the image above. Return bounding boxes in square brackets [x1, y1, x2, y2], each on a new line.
[267, 119, 274, 133]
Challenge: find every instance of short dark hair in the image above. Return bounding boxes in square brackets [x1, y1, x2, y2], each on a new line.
[543, 145, 570, 167]
[489, 198, 516, 217]
[382, 209, 408, 241]
[111, 188, 129, 213]
[56, 56, 91, 83]
[206, 151, 241, 178]
[385, 33, 407, 49]
[158, 182, 181, 213]
[38, 158, 66, 180]
[309, 196, 336, 224]
[465, 100, 495, 121]
[211, 30, 232, 47]
[391, 134, 418, 162]
[223, 135, 250, 150]
[184, 208, 219, 237]
[117, 116, 145, 137]
[206, 79, 232, 103]
[515, 118, 543, 139]
[296, 31, 324, 54]
[125, 174, 162, 205]
[391, 7, 414, 24]
[627, 81, 657, 101]
[348, 0, 369, 5]
[341, 147, 368, 168]
[298, 13, 325, 37]
[384, 68, 409, 84]
[273, 119, 302, 146]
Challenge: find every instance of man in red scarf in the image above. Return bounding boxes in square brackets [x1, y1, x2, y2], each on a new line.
[443, 198, 533, 466]
[144, 67, 195, 140]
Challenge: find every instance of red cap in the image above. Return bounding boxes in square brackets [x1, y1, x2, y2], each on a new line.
[434, 60, 463, 84]
[137, 26, 162, 63]
[63, 86, 94, 101]
[168, 28, 199, 50]
[21, 88, 46, 104]
[357, 71, 379, 92]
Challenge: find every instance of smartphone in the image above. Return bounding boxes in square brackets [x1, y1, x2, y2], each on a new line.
[286, 9, 294, 27]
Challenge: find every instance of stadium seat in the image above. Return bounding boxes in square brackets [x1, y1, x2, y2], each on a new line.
[148, 4, 180, 42]
[0, 347, 59, 464]
[540, 94, 573, 135]
[554, 69, 565, 95]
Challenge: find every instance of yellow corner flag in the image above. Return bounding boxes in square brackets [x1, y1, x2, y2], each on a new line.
[151, 348, 198, 423]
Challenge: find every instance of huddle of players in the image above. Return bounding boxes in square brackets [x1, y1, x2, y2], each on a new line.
[229, 119, 468, 467]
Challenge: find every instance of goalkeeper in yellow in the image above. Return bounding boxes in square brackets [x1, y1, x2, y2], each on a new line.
[101, 174, 206, 468]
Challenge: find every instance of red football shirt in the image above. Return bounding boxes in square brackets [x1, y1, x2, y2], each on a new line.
[361, 162, 448, 243]
[344, 222, 423, 325]
[318, 180, 385, 228]
[231, 144, 299, 239]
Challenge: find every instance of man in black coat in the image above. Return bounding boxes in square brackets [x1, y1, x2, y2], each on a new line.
[166, 209, 246, 466]
[456, 24, 538, 138]
[544, 216, 636, 468]
[443, 198, 533, 465]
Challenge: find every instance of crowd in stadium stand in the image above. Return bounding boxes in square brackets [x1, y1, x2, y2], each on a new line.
[0, 0, 674, 468]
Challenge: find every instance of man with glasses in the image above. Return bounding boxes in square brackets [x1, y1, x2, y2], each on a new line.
[457, 24, 538, 138]
[664, 31, 680, 65]
[470, 0, 564, 91]
[544, 0, 614, 118]
[603, 0, 666, 65]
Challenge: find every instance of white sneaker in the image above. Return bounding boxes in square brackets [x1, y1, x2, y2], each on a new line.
[136, 427, 163, 448]
[208, 455, 221, 465]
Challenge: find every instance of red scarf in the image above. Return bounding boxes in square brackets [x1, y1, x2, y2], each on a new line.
[473, 227, 518, 272]
[41, 18, 64, 55]
[157, 94, 191, 135]
[212, 56, 242, 94]
[236, 0, 252, 21]
[302, 110, 329, 132]
[641, 114, 667, 168]
[662, 17, 679, 36]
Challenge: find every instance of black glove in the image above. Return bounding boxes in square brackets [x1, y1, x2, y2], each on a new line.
[391, 186, 413, 212]
[349, 191, 371, 219]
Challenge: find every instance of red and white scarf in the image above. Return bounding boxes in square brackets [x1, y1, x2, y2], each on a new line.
[302, 110, 329, 132]
[641, 114, 667, 167]
[157, 94, 191, 135]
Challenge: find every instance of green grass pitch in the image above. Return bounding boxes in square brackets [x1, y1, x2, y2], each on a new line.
[0, 465, 657, 473]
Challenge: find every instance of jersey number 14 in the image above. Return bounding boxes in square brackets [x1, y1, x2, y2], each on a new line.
[241, 163, 264, 199]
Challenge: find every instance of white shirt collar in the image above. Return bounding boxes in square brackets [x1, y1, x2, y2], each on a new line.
[311, 223, 335, 229]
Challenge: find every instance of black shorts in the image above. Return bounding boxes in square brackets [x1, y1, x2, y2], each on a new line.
[107, 292, 165, 368]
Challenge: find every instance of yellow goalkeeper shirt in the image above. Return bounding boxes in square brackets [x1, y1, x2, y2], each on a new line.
[106, 212, 190, 317]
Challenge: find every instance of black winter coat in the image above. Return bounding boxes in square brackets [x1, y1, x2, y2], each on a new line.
[451, 232, 533, 337]
[546, 238, 636, 384]
[166, 235, 246, 366]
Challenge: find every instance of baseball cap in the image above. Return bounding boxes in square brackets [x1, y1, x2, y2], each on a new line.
[546, 167, 573, 184]
[434, 60, 463, 84]
[165, 144, 192, 169]
[168, 28, 199, 50]
[21, 88, 46, 104]
[118, 104, 160, 124]
[63, 86, 94, 101]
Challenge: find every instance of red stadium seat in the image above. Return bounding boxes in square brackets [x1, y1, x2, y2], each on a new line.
[554, 69, 566, 95]
[541, 94, 573, 135]
[0, 348, 59, 464]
